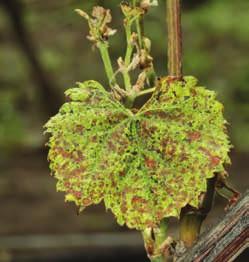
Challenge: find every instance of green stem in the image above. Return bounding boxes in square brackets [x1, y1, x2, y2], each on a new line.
[155, 219, 168, 251]
[143, 219, 170, 262]
[179, 176, 217, 247]
[151, 257, 164, 262]
[133, 0, 144, 48]
[125, 26, 133, 67]
[123, 24, 133, 91]
[98, 42, 117, 87]
[137, 87, 155, 97]
[179, 212, 203, 248]
[136, 18, 143, 48]
[146, 67, 157, 87]
[132, 0, 138, 8]
[125, 91, 136, 108]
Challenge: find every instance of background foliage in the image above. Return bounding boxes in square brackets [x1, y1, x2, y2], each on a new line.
[0, 0, 249, 154]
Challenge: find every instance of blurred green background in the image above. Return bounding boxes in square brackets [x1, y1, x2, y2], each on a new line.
[0, 0, 248, 261]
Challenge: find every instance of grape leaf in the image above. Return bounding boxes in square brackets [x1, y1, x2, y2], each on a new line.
[45, 77, 231, 230]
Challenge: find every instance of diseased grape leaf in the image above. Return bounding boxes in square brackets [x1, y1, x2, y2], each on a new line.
[44, 77, 231, 230]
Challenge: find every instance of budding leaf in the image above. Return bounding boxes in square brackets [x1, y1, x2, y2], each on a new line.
[141, 0, 159, 9]
[75, 6, 116, 43]
[121, 3, 144, 23]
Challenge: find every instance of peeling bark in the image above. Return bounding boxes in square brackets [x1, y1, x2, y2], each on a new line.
[176, 190, 249, 261]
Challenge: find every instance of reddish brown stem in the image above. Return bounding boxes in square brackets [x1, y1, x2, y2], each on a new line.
[166, 0, 183, 78]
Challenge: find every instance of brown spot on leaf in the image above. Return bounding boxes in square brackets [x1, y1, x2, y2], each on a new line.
[210, 156, 221, 167]
[75, 125, 84, 133]
[132, 196, 147, 205]
[145, 158, 156, 169]
[199, 147, 221, 167]
[187, 131, 201, 142]
[119, 171, 125, 177]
